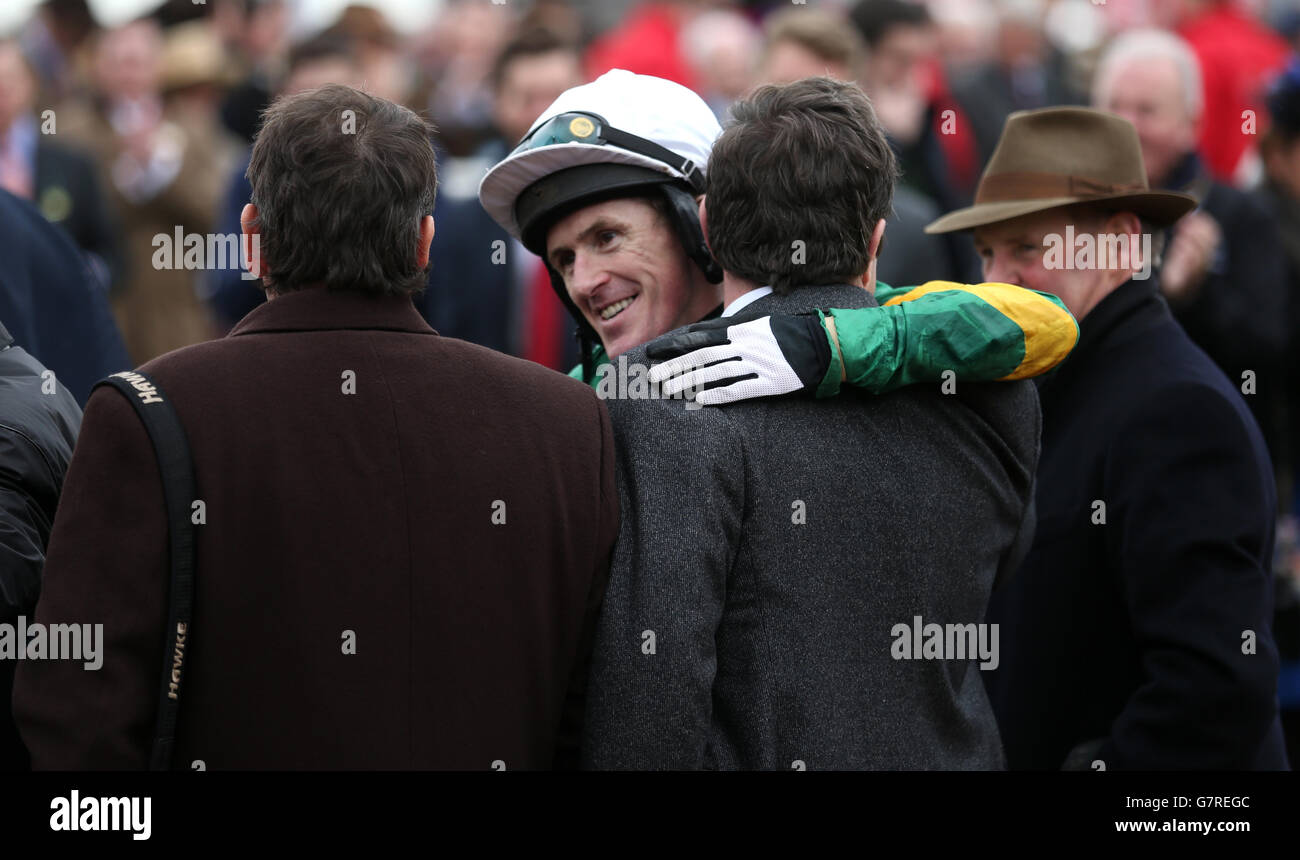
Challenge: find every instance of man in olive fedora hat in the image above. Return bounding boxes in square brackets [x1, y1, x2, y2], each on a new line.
[926, 107, 1197, 236]
[926, 106, 1290, 769]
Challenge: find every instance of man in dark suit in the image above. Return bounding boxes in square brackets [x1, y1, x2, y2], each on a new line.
[928, 107, 1289, 769]
[579, 78, 1040, 769]
[422, 29, 584, 371]
[948, 0, 1085, 170]
[13, 85, 618, 769]
[1093, 29, 1291, 476]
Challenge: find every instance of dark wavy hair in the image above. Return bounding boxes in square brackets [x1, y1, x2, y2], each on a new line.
[706, 77, 897, 294]
[247, 84, 438, 296]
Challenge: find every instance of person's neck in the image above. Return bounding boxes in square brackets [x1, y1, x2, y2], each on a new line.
[856, 269, 876, 296]
[723, 271, 878, 307]
[1074, 271, 1134, 322]
[721, 272, 763, 308]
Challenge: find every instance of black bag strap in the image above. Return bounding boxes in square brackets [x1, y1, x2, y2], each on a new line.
[93, 370, 197, 771]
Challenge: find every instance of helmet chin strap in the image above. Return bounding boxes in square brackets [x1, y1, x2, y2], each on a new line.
[542, 262, 601, 380]
[658, 184, 723, 284]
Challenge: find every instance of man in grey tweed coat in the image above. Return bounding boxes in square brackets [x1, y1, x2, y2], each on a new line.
[580, 78, 1041, 769]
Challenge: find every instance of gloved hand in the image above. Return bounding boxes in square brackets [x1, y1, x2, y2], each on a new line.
[646, 312, 834, 406]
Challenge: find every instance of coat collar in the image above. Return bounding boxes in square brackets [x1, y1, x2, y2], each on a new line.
[741, 283, 878, 317]
[1040, 277, 1169, 395]
[227, 286, 437, 338]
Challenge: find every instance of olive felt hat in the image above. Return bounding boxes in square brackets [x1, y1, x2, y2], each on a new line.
[925, 107, 1197, 234]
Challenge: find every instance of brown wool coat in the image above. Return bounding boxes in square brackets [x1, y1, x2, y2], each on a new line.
[13, 287, 618, 769]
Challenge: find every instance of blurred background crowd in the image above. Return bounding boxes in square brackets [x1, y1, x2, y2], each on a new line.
[2, 0, 1300, 752]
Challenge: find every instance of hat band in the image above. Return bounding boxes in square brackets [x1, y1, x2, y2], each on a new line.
[976, 171, 1148, 204]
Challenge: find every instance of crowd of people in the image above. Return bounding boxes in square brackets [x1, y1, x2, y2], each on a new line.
[1, 0, 1300, 770]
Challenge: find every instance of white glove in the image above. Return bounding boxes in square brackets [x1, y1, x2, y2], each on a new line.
[646, 313, 831, 406]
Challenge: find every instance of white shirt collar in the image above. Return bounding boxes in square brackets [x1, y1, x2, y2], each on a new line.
[721, 285, 774, 318]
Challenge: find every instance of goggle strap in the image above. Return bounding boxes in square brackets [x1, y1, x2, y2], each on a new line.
[600, 124, 705, 194]
[519, 113, 705, 195]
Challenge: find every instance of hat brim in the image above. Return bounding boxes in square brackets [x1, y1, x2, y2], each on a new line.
[479, 142, 687, 239]
[924, 190, 1199, 234]
[515, 163, 677, 256]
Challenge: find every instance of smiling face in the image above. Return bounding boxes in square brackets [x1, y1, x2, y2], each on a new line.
[545, 196, 720, 358]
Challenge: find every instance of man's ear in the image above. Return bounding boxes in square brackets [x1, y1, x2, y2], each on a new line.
[859, 219, 887, 291]
[697, 195, 710, 251]
[1115, 210, 1142, 234]
[868, 218, 886, 260]
[240, 203, 265, 279]
[416, 214, 435, 269]
[1104, 210, 1146, 281]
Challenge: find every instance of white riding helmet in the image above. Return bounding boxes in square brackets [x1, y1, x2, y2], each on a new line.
[478, 69, 722, 273]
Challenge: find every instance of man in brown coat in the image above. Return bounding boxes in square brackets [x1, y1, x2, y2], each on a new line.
[12, 84, 618, 770]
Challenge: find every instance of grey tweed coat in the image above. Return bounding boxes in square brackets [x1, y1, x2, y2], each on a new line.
[581, 283, 1040, 770]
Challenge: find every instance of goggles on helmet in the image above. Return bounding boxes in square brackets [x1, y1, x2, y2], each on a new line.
[511, 111, 705, 196]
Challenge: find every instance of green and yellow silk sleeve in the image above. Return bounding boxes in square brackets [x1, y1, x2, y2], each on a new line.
[816, 280, 1079, 398]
